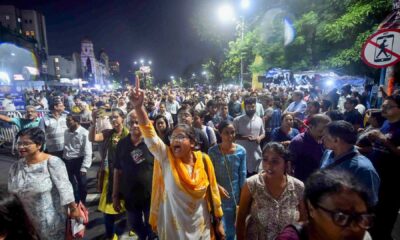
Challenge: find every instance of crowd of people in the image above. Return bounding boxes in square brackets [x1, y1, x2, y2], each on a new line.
[0, 82, 399, 240]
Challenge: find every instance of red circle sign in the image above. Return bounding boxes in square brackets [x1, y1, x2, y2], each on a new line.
[361, 29, 400, 68]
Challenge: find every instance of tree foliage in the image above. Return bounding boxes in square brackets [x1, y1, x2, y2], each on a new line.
[202, 0, 392, 81]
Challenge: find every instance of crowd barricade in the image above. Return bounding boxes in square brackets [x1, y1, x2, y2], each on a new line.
[0, 111, 23, 155]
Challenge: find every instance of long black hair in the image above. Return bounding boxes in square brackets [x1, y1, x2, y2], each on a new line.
[0, 190, 41, 240]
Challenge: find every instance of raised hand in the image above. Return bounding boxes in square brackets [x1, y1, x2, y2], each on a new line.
[129, 88, 145, 109]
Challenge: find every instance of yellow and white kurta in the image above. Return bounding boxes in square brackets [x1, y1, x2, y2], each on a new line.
[139, 123, 223, 240]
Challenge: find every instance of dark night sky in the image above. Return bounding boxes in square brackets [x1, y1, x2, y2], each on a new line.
[1, 0, 228, 80]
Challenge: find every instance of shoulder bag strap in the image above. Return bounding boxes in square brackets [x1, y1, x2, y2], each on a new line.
[325, 151, 358, 169]
[219, 144, 238, 206]
[202, 153, 216, 217]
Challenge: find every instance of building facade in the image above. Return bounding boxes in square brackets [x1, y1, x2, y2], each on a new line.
[80, 39, 110, 86]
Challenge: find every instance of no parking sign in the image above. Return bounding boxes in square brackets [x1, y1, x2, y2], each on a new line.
[361, 29, 400, 68]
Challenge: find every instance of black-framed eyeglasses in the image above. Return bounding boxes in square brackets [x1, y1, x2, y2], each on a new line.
[316, 204, 374, 229]
[169, 135, 188, 142]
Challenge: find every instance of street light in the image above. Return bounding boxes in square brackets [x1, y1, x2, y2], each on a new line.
[217, 0, 250, 89]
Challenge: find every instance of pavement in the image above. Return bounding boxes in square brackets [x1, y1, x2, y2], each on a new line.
[0, 148, 136, 240]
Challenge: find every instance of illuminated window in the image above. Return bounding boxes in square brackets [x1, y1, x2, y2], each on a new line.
[30, 31, 35, 36]
[55, 58, 59, 63]
[56, 66, 60, 70]
[17, 18, 21, 22]
[25, 31, 30, 36]
[5, 16, 10, 20]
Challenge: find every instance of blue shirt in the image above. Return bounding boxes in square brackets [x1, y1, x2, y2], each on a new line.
[321, 147, 380, 206]
[285, 100, 307, 120]
[208, 144, 247, 208]
[11, 117, 44, 131]
[271, 127, 299, 142]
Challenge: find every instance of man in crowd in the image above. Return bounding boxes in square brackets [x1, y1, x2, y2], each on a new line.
[0, 105, 44, 131]
[368, 94, 400, 239]
[234, 96, 265, 176]
[320, 120, 380, 206]
[343, 97, 364, 131]
[44, 99, 68, 159]
[166, 93, 180, 125]
[284, 90, 307, 120]
[174, 106, 210, 152]
[63, 114, 92, 203]
[228, 93, 242, 118]
[2, 93, 16, 111]
[289, 114, 331, 182]
[113, 110, 156, 239]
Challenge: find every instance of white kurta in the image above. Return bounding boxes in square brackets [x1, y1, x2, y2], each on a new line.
[142, 125, 212, 240]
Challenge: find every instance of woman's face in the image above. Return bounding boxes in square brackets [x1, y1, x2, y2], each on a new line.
[17, 135, 41, 157]
[261, 149, 286, 178]
[110, 112, 124, 129]
[220, 124, 236, 144]
[170, 128, 194, 159]
[308, 190, 369, 240]
[155, 118, 167, 133]
[282, 115, 294, 128]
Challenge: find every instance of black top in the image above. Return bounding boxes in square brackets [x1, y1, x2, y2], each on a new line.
[115, 135, 154, 210]
[344, 109, 363, 127]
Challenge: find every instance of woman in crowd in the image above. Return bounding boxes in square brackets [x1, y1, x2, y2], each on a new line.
[276, 169, 374, 240]
[90, 108, 129, 240]
[236, 142, 305, 240]
[0, 190, 41, 240]
[154, 114, 171, 144]
[208, 120, 247, 240]
[8, 127, 80, 240]
[271, 113, 300, 147]
[130, 88, 226, 239]
[357, 110, 385, 156]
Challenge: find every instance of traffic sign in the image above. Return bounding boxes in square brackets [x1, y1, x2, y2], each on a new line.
[361, 29, 400, 68]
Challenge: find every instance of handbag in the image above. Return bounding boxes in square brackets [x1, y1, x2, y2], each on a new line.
[66, 202, 89, 240]
[219, 145, 239, 223]
[202, 154, 222, 240]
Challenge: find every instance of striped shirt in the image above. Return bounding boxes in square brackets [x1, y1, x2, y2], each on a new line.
[44, 114, 68, 152]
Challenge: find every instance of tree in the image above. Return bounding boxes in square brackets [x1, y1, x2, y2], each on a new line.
[199, 0, 392, 80]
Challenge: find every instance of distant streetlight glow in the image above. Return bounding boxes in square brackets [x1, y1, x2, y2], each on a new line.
[202, 71, 207, 75]
[170, 75, 175, 79]
[148, 60, 152, 65]
[140, 59, 144, 64]
[218, 4, 235, 22]
[134, 61, 138, 65]
[241, 0, 250, 9]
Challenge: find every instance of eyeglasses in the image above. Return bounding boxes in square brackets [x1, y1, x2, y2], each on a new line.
[316, 204, 374, 229]
[169, 135, 188, 142]
[16, 142, 35, 148]
[129, 120, 139, 126]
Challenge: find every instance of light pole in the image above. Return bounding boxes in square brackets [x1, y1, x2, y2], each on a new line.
[218, 0, 249, 89]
